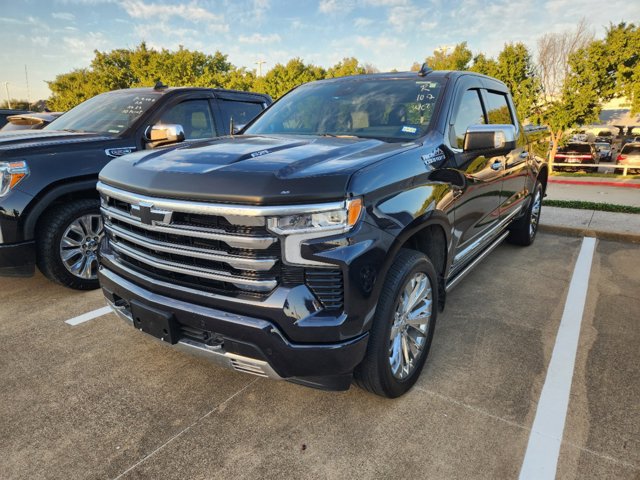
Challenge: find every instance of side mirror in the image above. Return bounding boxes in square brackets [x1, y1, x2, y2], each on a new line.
[463, 124, 516, 153]
[144, 124, 185, 147]
[232, 123, 246, 135]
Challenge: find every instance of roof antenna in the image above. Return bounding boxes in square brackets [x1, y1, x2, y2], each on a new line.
[154, 81, 168, 90]
[417, 63, 432, 77]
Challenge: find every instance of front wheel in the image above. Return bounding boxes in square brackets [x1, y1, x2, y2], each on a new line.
[354, 249, 438, 398]
[507, 181, 542, 246]
[36, 199, 103, 290]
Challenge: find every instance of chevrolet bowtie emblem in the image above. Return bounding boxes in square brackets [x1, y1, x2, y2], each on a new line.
[130, 201, 172, 225]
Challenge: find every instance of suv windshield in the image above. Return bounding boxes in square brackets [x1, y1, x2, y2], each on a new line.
[245, 77, 443, 142]
[45, 91, 161, 135]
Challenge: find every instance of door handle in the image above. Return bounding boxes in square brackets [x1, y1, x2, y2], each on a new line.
[491, 160, 503, 171]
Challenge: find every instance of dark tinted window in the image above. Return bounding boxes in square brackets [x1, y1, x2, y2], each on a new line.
[159, 100, 216, 140]
[219, 100, 263, 134]
[451, 89, 485, 148]
[485, 91, 513, 125]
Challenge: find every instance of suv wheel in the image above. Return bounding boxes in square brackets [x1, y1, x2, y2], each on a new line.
[507, 181, 542, 246]
[354, 249, 438, 398]
[36, 199, 103, 290]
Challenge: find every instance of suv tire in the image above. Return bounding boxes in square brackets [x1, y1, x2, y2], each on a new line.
[36, 199, 103, 290]
[355, 248, 438, 398]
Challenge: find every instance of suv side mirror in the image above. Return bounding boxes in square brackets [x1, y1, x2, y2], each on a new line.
[144, 124, 185, 147]
[464, 124, 516, 153]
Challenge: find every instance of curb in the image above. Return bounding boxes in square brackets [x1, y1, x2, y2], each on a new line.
[539, 223, 640, 244]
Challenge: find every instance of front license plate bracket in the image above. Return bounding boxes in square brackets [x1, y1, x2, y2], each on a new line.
[129, 300, 179, 344]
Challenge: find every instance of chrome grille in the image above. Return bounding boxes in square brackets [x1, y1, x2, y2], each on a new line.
[97, 183, 280, 295]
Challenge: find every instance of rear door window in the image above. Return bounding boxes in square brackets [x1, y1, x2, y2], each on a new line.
[218, 100, 264, 134]
[484, 91, 514, 125]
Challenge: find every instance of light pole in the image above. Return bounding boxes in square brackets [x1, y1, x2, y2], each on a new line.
[3, 82, 11, 109]
[255, 60, 266, 77]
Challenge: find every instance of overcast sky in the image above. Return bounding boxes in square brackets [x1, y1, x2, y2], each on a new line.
[1, 0, 638, 101]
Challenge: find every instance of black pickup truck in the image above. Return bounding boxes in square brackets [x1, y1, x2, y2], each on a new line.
[0, 85, 270, 288]
[97, 69, 548, 397]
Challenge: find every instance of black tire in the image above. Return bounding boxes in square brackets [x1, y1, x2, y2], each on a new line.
[354, 249, 438, 398]
[36, 198, 102, 290]
[507, 181, 542, 246]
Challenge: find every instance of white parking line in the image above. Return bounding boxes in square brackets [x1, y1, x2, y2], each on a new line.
[65, 306, 113, 326]
[519, 237, 597, 480]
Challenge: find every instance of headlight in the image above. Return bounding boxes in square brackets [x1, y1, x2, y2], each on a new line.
[0, 161, 29, 197]
[267, 198, 363, 267]
[267, 198, 362, 235]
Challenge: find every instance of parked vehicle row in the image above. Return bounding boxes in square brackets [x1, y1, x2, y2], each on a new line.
[1, 70, 548, 397]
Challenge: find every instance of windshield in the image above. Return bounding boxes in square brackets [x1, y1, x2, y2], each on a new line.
[45, 91, 161, 135]
[245, 77, 443, 142]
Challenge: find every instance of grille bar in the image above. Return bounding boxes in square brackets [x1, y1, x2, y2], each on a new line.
[105, 222, 277, 271]
[101, 206, 276, 250]
[110, 240, 277, 292]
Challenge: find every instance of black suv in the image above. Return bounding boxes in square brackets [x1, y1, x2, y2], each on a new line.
[97, 70, 548, 397]
[0, 86, 270, 288]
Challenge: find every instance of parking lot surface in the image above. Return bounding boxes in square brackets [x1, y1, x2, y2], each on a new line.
[1, 233, 638, 479]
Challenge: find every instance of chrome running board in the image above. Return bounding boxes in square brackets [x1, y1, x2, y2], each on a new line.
[445, 230, 509, 292]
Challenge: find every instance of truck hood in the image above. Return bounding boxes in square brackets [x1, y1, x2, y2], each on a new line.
[0, 129, 114, 154]
[99, 135, 417, 204]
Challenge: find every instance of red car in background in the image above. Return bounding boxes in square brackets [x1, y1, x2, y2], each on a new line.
[554, 142, 598, 172]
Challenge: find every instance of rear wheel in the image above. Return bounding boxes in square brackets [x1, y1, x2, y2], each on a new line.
[36, 199, 103, 290]
[507, 181, 542, 246]
[354, 249, 438, 398]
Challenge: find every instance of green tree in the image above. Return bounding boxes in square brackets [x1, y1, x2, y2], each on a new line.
[469, 53, 498, 76]
[425, 42, 473, 71]
[326, 57, 367, 78]
[493, 43, 540, 121]
[254, 58, 326, 99]
[47, 43, 237, 110]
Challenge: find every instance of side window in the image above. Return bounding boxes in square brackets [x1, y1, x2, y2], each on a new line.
[158, 100, 216, 140]
[451, 89, 485, 149]
[484, 91, 514, 125]
[218, 100, 263, 134]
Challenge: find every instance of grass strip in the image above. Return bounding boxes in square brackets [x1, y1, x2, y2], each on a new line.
[543, 199, 640, 214]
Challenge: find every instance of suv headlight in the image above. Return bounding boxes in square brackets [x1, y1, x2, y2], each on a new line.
[267, 198, 363, 266]
[0, 161, 29, 197]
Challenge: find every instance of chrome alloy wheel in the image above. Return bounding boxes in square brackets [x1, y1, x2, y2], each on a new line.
[389, 272, 433, 380]
[529, 188, 542, 238]
[59, 214, 104, 280]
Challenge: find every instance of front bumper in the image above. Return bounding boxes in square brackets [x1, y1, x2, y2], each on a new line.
[0, 240, 35, 277]
[99, 266, 369, 391]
